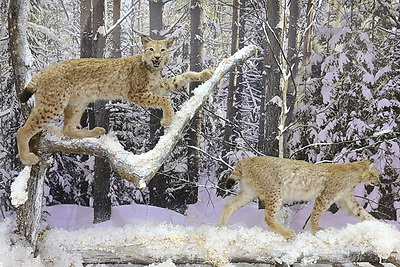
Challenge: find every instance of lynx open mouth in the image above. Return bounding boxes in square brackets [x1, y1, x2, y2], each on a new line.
[152, 59, 161, 67]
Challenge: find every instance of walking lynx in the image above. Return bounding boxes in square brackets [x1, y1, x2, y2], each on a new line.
[219, 156, 380, 239]
[17, 36, 213, 165]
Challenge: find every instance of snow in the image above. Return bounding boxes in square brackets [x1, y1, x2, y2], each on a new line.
[10, 165, 31, 207]
[0, 219, 44, 267]
[1, 185, 400, 266]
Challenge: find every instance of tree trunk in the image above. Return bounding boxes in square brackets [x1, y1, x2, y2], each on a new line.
[223, 0, 241, 151]
[80, 0, 93, 58]
[186, 0, 203, 204]
[303, 0, 314, 65]
[9, 0, 46, 249]
[112, 0, 122, 58]
[260, 0, 281, 157]
[284, 0, 301, 157]
[147, 0, 169, 208]
[219, 0, 245, 192]
[92, 0, 111, 223]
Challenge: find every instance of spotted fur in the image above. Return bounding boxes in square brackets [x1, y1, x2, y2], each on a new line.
[219, 156, 381, 239]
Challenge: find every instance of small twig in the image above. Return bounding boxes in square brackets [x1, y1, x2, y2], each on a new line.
[186, 145, 233, 169]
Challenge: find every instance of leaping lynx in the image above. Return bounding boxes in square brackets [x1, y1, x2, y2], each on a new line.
[17, 36, 213, 165]
[219, 156, 380, 239]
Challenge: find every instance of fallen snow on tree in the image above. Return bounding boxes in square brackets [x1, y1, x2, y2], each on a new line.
[36, 220, 399, 266]
[10, 166, 31, 207]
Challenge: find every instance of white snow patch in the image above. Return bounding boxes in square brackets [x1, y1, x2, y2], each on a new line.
[373, 128, 393, 137]
[269, 95, 283, 107]
[0, 219, 44, 266]
[10, 166, 32, 207]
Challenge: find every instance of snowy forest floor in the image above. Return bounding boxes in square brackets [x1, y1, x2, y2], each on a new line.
[1, 186, 399, 266]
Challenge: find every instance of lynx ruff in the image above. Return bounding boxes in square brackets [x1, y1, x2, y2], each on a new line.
[219, 156, 381, 239]
[17, 36, 213, 165]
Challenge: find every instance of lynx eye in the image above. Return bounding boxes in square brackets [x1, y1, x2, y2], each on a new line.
[161, 48, 166, 52]
[148, 48, 155, 52]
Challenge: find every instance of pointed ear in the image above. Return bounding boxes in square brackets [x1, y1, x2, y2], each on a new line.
[141, 35, 152, 46]
[164, 38, 175, 49]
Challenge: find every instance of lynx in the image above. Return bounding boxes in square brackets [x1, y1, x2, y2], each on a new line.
[17, 36, 213, 165]
[219, 156, 380, 239]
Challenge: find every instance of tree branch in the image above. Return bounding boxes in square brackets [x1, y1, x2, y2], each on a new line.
[38, 45, 259, 189]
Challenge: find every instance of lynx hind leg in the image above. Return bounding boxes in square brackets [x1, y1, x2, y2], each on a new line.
[63, 105, 105, 138]
[263, 193, 296, 239]
[310, 193, 336, 234]
[128, 92, 174, 126]
[18, 105, 62, 165]
[336, 193, 376, 221]
[219, 189, 256, 226]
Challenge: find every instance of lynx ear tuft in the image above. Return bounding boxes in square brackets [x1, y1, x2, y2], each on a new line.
[141, 35, 152, 46]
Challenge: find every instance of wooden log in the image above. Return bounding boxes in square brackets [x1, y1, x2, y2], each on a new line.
[55, 244, 400, 266]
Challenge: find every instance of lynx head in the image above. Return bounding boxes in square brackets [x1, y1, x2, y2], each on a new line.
[361, 159, 381, 186]
[141, 35, 174, 70]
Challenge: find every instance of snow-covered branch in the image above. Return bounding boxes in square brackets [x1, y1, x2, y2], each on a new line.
[38, 45, 259, 189]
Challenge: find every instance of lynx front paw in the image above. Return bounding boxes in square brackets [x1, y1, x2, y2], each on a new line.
[91, 127, 106, 137]
[19, 152, 40, 165]
[199, 69, 213, 80]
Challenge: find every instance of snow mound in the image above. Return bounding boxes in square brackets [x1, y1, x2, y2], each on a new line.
[39, 220, 400, 266]
[0, 219, 44, 267]
[10, 166, 31, 207]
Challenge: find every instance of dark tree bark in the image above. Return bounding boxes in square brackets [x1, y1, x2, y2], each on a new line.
[80, 0, 93, 58]
[223, 0, 243, 150]
[147, 0, 169, 209]
[185, 0, 204, 204]
[259, 0, 281, 157]
[148, 0, 164, 147]
[112, 0, 122, 58]
[92, 0, 111, 223]
[284, 0, 301, 157]
[218, 0, 245, 192]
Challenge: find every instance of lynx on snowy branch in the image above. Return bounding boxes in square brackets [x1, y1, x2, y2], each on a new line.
[219, 156, 381, 239]
[17, 36, 213, 165]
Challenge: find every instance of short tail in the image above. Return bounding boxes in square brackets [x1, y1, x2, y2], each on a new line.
[19, 80, 37, 103]
[226, 161, 243, 189]
[19, 89, 34, 103]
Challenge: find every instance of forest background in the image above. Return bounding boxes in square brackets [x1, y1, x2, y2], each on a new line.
[0, 0, 399, 225]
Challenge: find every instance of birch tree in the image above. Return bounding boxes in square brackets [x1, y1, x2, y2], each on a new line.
[9, 0, 46, 248]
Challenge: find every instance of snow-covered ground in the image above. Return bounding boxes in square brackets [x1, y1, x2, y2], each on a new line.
[1, 184, 399, 266]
